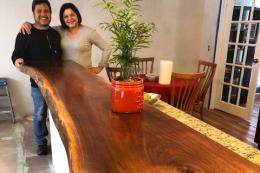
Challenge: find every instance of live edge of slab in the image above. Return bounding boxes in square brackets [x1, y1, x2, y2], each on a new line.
[19, 60, 260, 173]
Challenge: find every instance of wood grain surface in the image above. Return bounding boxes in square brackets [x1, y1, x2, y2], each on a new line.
[20, 60, 260, 173]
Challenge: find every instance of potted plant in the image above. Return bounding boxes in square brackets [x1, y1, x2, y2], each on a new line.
[96, 0, 155, 113]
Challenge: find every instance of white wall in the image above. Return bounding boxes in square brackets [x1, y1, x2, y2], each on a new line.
[200, 0, 220, 62]
[0, 0, 34, 118]
[0, 0, 219, 118]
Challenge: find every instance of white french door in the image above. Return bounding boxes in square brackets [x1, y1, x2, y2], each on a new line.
[213, 0, 260, 119]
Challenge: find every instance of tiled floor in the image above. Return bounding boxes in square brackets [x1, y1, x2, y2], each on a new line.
[0, 115, 52, 173]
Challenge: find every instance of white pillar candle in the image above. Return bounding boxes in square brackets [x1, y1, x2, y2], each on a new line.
[159, 60, 173, 85]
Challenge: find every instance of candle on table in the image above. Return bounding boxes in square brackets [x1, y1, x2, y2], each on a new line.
[159, 60, 173, 85]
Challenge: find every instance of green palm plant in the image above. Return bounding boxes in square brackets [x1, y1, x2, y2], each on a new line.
[96, 0, 155, 81]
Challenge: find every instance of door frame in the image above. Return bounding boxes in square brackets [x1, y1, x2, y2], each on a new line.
[210, 0, 232, 110]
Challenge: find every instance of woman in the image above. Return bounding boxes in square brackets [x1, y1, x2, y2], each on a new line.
[21, 3, 111, 74]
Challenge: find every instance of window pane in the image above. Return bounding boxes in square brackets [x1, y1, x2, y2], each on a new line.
[253, 7, 260, 20]
[249, 23, 259, 44]
[230, 87, 239, 105]
[239, 23, 249, 43]
[235, 45, 245, 65]
[233, 67, 242, 85]
[224, 65, 232, 83]
[229, 23, 238, 42]
[245, 46, 255, 66]
[239, 89, 248, 107]
[221, 84, 230, 102]
[242, 68, 251, 87]
[242, 6, 251, 21]
[232, 6, 241, 21]
[227, 45, 235, 63]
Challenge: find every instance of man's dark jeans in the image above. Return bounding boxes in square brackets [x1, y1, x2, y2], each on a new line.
[31, 87, 48, 145]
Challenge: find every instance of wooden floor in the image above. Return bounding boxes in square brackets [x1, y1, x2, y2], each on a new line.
[192, 98, 260, 148]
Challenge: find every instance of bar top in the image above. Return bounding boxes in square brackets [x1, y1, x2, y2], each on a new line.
[20, 60, 260, 173]
[154, 100, 260, 165]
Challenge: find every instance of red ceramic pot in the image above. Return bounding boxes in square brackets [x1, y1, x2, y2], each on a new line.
[111, 78, 144, 113]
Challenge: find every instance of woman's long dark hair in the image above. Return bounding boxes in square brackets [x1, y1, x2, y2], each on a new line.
[59, 3, 82, 29]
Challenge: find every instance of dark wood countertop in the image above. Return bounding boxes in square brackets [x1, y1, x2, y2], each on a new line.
[20, 60, 260, 173]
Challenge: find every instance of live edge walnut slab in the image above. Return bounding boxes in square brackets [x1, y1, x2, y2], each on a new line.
[20, 60, 260, 173]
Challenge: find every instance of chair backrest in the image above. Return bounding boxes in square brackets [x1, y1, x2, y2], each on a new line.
[170, 72, 206, 114]
[106, 67, 122, 82]
[135, 57, 154, 74]
[197, 60, 217, 101]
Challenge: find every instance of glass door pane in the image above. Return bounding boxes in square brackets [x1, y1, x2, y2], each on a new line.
[229, 23, 238, 42]
[246, 46, 255, 65]
[236, 45, 245, 64]
[249, 23, 259, 44]
[227, 45, 236, 63]
[239, 23, 248, 43]
[242, 6, 251, 21]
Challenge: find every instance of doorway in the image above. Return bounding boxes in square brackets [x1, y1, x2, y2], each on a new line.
[212, 0, 260, 120]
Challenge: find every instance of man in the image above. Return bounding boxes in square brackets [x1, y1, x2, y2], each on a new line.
[12, 0, 62, 155]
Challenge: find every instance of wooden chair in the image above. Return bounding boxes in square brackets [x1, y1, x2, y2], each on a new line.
[194, 60, 217, 120]
[134, 57, 154, 74]
[106, 67, 122, 82]
[170, 72, 206, 114]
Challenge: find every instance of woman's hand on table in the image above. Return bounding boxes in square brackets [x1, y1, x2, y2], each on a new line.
[87, 67, 103, 74]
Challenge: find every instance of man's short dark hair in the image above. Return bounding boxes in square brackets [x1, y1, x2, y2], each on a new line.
[32, 0, 52, 13]
[59, 3, 82, 29]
